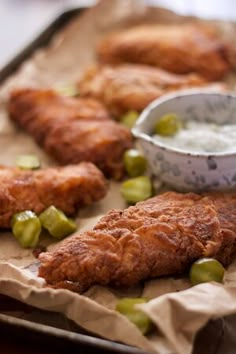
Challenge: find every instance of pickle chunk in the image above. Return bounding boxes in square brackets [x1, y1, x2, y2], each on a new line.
[190, 258, 225, 285]
[123, 149, 147, 177]
[55, 84, 79, 97]
[116, 298, 152, 335]
[39, 206, 77, 239]
[154, 113, 182, 136]
[11, 211, 41, 248]
[16, 154, 41, 170]
[121, 111, 139, 129]
[120, 176, 152, 204]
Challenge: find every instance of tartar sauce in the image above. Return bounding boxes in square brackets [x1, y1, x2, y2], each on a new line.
[153, 121, 236, 154]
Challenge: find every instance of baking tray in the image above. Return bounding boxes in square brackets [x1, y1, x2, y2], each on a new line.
[0, 7, 85, 84]
[0, 7, 146, 354]
[0, 296, 146, 354]
[0, 6, 235, 354]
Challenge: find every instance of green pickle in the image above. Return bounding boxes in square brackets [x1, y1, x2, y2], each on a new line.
[190, 258, 225, 286]
[123, 149, 147, 177]
[121, 111, 139, 129]
[16, 154, 41, 170]
[116, 298, 152, 335]
[154, 113, 182, 136]
[120, 176, 152, 204]
[55, 84, 79, 97]
[39, 206, 77, 239]
[11, 211, 41, 248]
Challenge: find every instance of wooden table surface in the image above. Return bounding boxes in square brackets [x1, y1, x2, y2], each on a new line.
[0, 0, 235, 353]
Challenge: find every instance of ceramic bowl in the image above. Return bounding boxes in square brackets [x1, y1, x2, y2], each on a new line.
[132, 90, 236, 191]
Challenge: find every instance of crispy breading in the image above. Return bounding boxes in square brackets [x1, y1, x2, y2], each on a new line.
[205, 193, 236, 265]
[78, 64, 213, 116]
[8, 89, 132, 179]
[38, 192, 236, 293]
[97, 24, 231, 81]
[0, 163, 108, 228]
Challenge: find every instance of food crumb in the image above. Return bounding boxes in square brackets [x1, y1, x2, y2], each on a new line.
[33, 245, 46, 258]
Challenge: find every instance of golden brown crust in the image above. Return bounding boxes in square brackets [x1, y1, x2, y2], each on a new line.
[0, 163, 108, 228]
[97, 24, 231, 81]
[78, 64, 207, 116]
[38, 192, 236, 292]
[8, 89, 132, 179]
[205, 193, 236, 265]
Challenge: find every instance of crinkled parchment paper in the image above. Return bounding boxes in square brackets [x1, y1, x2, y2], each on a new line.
[1, 1, 236, 354]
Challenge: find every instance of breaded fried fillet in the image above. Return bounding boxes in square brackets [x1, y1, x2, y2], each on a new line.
[39, 192, 236, 292]
[97, 24, 231, 81]
[78, 64, 207, 116]
[8, 89, 132, 179]
[0, 163, 108, 228]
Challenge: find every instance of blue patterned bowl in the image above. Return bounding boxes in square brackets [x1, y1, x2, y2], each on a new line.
[132, 90, 236, 191]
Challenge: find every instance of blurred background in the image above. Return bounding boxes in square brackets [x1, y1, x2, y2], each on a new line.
[0, 0, 234, 68]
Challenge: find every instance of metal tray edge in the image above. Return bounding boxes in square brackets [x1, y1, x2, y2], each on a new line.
[0, 313, 146, 354]
[0, 7, 84, 84]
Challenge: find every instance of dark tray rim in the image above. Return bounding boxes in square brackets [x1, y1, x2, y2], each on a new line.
[0, 313, 146, 354]
[0, 7, 85, 84]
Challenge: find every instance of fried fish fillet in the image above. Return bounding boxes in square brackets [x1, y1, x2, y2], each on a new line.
[0, 163, 108, 228]
[8, 89, 132, 179]
[38, 192, 236, 292]
[97, 24, 231, 81]
[78, 64, 209, 116]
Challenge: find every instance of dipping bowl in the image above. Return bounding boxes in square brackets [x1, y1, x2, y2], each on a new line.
[132, 91, 236, 191]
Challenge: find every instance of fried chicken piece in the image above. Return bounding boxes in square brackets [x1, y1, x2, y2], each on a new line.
[0, 162, 108, 228]
[78, 64, 211, 116]
[205, 193, 236, 265]
[38, 192, 236, 293]
[8, 89, 132, 179]
[97, 24, 231, 81]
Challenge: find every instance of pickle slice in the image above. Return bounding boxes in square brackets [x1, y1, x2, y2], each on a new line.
[16, 154, 41, 170]
[116, 297, 152, 335]
[39, 206, 77, 239]
[11, 210, 41, 248]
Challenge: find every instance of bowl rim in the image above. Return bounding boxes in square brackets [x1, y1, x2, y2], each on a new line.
[132, 89, 236, 158]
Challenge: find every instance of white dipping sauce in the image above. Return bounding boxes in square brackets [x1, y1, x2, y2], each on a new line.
[153, 121, 236, 153]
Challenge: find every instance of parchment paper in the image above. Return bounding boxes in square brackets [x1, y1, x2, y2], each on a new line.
[1, 1, 236, 354]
